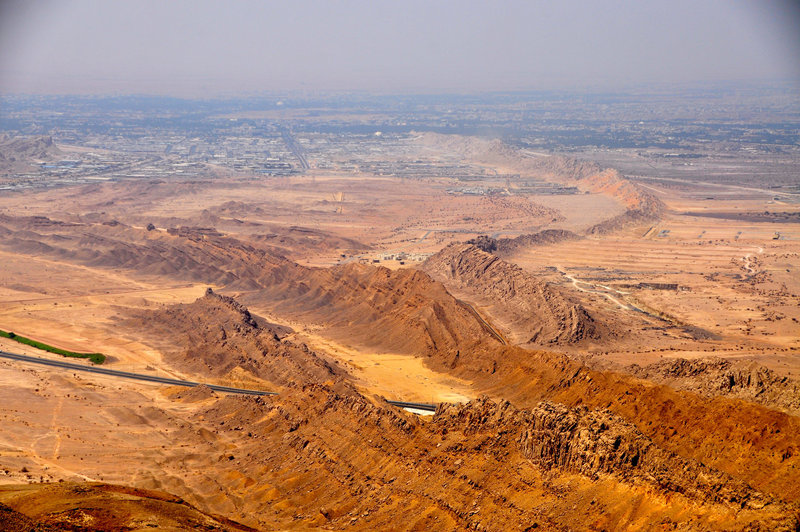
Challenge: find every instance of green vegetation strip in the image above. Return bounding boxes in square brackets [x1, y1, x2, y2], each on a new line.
[0, 330, 105, 364]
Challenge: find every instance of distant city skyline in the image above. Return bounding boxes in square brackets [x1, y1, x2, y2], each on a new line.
[1, 0, 799, 96]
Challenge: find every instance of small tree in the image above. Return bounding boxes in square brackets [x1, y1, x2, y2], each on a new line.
[466, 235, 497, 253]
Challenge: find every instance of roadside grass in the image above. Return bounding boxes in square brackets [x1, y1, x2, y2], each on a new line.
[0, 329, 105, 364]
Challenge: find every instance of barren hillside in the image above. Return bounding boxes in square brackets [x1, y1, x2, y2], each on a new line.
[0, 483, 256, 531]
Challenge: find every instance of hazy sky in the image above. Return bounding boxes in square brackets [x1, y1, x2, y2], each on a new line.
[1, 0, 798, 95]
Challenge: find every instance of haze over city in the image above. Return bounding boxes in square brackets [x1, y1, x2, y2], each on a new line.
[1, 0, 799, 95]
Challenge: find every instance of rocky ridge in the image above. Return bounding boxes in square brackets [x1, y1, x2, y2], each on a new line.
[628, 357, 800, 416]
[125, 289, 346, 391]
[422, 243, 600, 345]
[495, 229, 582, 256]
[436, 397, 775, 509]
[169, 383, 799, 531]
[0, 214, 493, 358]
[466, 229, 583, 257]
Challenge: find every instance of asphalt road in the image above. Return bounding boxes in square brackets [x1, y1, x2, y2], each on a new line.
[0, 349, 277, 396]
[280, 128, 310, 170]
[0, 350, 439, 412]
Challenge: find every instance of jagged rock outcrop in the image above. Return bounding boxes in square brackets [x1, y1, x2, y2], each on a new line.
[629, 357, 800, 416]
[422, 243, 600, 345]
[465, 235, 497, 253]
[435, 397, 778, 510]
[494, 229, 582, 256]
[203, 287, 260, 329]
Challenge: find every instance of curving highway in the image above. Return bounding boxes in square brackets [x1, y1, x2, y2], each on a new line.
[0, 349, 277, 396]
[0, 350, 438, 412]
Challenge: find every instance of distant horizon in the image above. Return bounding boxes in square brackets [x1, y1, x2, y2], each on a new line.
[2, 1, 799, 98]
[2, 77, 799, 101]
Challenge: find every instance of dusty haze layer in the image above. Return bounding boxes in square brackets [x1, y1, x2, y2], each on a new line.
[2, 1, 799, 94]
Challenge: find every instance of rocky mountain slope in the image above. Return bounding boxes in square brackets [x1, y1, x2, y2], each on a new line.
[436, 397, 778, 510]
[96, 294, 800, 532]
[171, 384, 795, 531]
[466, 346, 800, 504]
[132, 293, 800, 517]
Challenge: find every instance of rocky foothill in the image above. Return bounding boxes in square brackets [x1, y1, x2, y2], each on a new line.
[423, 243, 601, 345]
